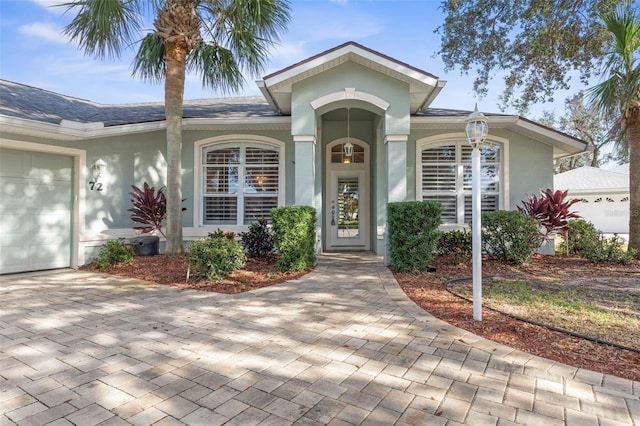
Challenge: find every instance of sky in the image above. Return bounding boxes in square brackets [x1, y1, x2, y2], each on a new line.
[0, 0, 591, 119]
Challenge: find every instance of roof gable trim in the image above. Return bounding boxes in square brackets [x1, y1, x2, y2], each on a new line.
[263, 42, 439, 89]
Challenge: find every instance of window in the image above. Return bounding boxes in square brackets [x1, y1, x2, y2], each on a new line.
[331, 143, 365, 164]
[419, 140, 501, 224]
[202, 142, 281, 225]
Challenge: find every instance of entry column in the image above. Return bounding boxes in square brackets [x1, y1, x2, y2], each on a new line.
[294, 135, 316, 206]
[385, 135, 408, 202]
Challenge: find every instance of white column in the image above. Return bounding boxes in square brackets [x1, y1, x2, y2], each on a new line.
[472, 146, 482, 321]
[294, 135, 316, 206]
[385, 135, 408, 203]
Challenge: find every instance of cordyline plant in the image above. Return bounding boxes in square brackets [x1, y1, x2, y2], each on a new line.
[129, 183, 168, 237]
[517, 188, 581, 239]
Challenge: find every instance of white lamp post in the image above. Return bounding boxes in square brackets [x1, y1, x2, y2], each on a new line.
[465, 104, 488, 321]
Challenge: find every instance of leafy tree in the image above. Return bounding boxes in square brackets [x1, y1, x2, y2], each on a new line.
[538, 92, 613, 173]
[437, 0, 621, 112]
[61, 0, 290, 255]
[587, 4, 640, 254]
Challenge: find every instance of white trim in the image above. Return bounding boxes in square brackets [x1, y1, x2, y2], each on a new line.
[0, 115, 291, 141]
[310, 88, 390, 112]
[264, 43, 439, 88]
[0, 139, 86, 268]
[293, 135, 317, 144]
[416, 133, 509, 223]
[193, 135, 285, 228]
[384, 134, 408, 144]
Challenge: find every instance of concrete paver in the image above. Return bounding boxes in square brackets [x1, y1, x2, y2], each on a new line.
[1, 252, 638, 425]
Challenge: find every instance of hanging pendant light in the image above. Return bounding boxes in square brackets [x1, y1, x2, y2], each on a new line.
[344, 108, 354, 157]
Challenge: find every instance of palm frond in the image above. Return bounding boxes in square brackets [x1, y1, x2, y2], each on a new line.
[60, 0, 144, 60]
[198, 0, 290, 77]
[188, 42, 245, 93]
[587, 3, 640, 141]
[132, 33, 166, 83]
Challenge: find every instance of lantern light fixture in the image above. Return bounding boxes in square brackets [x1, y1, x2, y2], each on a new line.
[92, 159, 107, 180]
[344, 108, 354, 158]
[465, 104, 488, 148]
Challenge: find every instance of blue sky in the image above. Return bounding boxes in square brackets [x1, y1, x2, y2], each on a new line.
[0, 0, 584, 118]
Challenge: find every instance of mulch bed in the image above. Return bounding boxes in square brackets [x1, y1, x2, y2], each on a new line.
[394, 254, 640, 382]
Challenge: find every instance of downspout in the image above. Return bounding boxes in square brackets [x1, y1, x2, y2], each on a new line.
[417, 80, 447, 112]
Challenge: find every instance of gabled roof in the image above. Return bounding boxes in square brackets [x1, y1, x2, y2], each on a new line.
[554, 165, 629, 192]
[257, 41, 445, 115]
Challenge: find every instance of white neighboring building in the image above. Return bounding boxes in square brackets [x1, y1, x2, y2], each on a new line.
[554, 164, 630, 235]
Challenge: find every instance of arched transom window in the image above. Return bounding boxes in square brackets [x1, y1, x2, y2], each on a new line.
[330, 142, 365, 164]
[202, 141, 281, 225]
[419, 140, 501, 224]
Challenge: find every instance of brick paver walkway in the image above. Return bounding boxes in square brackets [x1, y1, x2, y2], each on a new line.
[1, 252, 638, 425]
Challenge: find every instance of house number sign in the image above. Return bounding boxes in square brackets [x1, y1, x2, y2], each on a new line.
[89, 181, 103, 191]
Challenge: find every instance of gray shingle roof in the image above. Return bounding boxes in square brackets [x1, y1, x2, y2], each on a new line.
[0, 79, 276, 127]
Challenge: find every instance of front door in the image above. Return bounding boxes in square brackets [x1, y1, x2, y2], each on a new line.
[326, 140, 369, 250]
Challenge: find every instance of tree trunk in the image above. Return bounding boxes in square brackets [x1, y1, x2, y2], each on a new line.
[628, 113, 640, 254]
[164, 39, 188, 255]
[590, 146, 599, 168]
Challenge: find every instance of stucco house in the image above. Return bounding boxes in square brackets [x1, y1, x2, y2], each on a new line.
[554, 164, 630, 235]
[0, 41, 587, 274]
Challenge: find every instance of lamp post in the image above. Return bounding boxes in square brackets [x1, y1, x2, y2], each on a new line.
[465, 105, 488, 321]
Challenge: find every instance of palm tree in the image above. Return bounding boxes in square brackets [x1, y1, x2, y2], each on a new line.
[61, 0, 290, 255]
[588, 3, 640, 254]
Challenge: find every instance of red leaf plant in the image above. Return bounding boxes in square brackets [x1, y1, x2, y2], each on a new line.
[128, 183, 168, 237]
[517, 188, 581, 239]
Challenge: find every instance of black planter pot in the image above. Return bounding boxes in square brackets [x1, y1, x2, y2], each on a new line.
[133, 235, 160, 256]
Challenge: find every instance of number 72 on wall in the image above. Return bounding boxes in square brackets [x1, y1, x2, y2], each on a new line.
[89, 181, 103, 191]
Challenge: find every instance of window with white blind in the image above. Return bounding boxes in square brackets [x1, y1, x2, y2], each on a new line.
[419, 140, 501, 224]
[202, 142, 281, 225]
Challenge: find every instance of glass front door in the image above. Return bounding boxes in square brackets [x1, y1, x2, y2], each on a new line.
[328, 169, 368, 249]
[337, 176, 359, 239]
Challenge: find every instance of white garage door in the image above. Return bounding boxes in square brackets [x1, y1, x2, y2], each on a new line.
[0, 148, 73, 274]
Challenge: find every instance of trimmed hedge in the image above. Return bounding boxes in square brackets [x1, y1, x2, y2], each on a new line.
[388, 201, 442, 273]
[481, 210, 542, 265]
[187, 236, 246, 280]
[438, 229, 472, 261]
[271, 206, 317, 272]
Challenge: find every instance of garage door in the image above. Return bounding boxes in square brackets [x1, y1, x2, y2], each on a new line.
[0, 148, 73, 274]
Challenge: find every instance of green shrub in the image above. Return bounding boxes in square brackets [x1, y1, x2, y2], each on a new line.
[208, 228, 236, 240]
[580, 233, 637, 265]
[438, 229, 472, 261]
[481, 210, 542, 265]
[388, 201, 442, 273]
[271, 206, 317, 272]
[240, 218, 275, 258]
[558, 219, 599, 256]
[95, 238, 134, 267]
[187, 237, 246, 280]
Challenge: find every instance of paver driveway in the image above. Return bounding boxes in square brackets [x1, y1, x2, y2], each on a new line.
[1, 252, 638, 425]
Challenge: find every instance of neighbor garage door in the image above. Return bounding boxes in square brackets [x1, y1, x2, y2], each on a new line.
[0, 148, 73, 274]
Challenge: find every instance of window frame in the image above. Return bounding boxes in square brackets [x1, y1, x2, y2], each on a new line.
[416, 133, 509, 226]
[194, 136, 285, 228]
